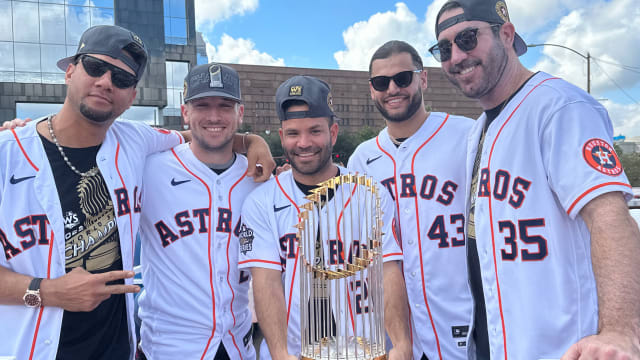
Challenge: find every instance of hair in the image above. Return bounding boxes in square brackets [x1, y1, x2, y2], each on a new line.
[282, 99, 335, 126]
[368, 40, 423, 76]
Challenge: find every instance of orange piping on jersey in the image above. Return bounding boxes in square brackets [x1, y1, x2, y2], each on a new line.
[113, 143, 135, 268]
[383, 252, 403, 258]
[485, 77, 558, 358]
[225, 168, 249, 359]
[171, 148, 217, 360]
[11, 129, 39, 171]
[275, 175, 301, 324]
[375, 136, 402, 250]
[28, 230, 54, 360]
[567, 182, 631, 215]
[336, 183, 359, 333]
[238, 259, 281, 266]
[409, 114, 448, 359]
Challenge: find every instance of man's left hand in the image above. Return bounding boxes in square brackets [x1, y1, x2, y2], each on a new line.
[245, 134, 275, 182]
[561, 332, 640, 360]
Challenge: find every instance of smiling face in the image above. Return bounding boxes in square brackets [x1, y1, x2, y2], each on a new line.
[64, 53, 137, 125]
[279, 103, 338, 184]
[182, 96, 243, 161]
[369, 52, 426, 123]
[437, 8, 509, 102]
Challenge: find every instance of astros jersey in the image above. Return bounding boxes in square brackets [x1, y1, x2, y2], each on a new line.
[138, 143, 257, 360]
[0, 117, 183, 360]
[465, 72, 632, 359]
[238, 168, 403, 358]
[348, 112, 474, 360]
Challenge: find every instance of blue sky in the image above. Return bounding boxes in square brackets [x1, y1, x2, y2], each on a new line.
[195, 0, 640, 137]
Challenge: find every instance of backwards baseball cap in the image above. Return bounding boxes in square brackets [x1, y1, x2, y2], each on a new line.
[276, 75, 335, 121]
[435, 0, 527, 56]
[57, 25, 148, 80]
[183, 63, 241, 103]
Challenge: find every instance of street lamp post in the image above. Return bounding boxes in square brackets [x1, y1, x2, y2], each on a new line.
[527, 43, 591, 93]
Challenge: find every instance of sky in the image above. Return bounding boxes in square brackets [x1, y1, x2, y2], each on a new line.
[195, 0, 640, 138]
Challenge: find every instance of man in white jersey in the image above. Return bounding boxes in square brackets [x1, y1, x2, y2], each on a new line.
[239, 75, 412, 359]
[348, 40, 473, 360]
[429, 0, 640, 358]
[0, 25, 273, 360]
[137, 63, 257, 359]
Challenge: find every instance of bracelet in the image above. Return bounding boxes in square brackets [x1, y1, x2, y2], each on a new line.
[242, 132, 249, 154]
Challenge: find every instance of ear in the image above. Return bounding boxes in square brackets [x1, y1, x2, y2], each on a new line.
[181, 103, 190, 126]
[329, 122, 339, 146]
[419, 69, 428, 90]
[127, 88, 137, 107]
[369, 82, 377, 100]
[64, 63, 76, 85]
[278, 127, 285, 146]
[501, 22, 517, 52]
[237, 103, 245, 125]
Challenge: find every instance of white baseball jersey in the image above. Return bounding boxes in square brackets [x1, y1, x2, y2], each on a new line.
[138, 143, 257, 360]
[465, 72, 632, 359]
[0, 117, 183, 360]
[348, 112, 474, 360]
[238, 168, 403, 358]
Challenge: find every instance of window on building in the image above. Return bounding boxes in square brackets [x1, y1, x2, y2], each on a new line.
[1, 0, 114, 84]
[164, 0, 187, 45]
[163, 61, 189, 117]
[17, 103, 159, 126]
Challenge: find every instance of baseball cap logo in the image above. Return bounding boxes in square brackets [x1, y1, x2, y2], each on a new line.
[327, 92, 334, 111]
[131, 33, 143, 46]
[289, 85, 302, 96]
[209, 64, 223, 88]
[79, 42, 86, 50]
[495, 1, 510, 22]
[183, 80, 188, 99]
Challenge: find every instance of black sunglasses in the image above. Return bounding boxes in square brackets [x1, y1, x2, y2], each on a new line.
[429, 24, 501, 62]
[369, 70, 422, 92]
[79, 55, 138, 89]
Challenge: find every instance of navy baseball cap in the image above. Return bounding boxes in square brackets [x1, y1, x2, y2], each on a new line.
[435, 0, 527, 56]
[183, 63, 241, 103]
[276, 76, 335, 121]
[57, 25, 148, 80]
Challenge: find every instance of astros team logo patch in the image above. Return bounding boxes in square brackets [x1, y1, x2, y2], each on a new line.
[582, 138, 622, 176]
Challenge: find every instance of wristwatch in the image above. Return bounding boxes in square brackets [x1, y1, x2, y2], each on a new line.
[23, 277, 43, 308]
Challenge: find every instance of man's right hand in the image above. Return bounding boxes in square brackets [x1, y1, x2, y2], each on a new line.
[1, 118, 31, 131]
[41, 267, 139, 312]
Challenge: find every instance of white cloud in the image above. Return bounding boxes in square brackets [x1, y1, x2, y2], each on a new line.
[604, 100, 640, 137]
[528, 0, 640, 135]
[194, 0, 258, 31]
[206, 34, 285, 66]
[334, 2, 434, 71]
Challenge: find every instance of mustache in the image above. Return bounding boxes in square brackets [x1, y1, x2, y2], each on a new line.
[449, 59, 481, 74]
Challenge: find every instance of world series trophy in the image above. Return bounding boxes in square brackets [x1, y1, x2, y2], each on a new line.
[296, 174, 387, 360]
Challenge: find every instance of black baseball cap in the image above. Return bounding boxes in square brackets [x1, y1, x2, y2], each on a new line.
[435, 0, 527, 56]
[276, 76, 335, 121]
[57, 25, 148, 80]
[183, 63, 241, 103]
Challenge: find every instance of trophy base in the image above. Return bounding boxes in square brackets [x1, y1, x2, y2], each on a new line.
[300, 336, 386, 360]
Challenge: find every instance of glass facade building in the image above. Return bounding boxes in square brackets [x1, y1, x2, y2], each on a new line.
[0, 0, 198, 128]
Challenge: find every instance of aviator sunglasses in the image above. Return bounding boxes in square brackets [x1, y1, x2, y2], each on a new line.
[78, 55, 138, 89]
[429, 24, 501, 62]
[369, 70, 422, 92]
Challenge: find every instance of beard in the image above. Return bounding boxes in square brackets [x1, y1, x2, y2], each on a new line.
[443, 36, 508, 100]
[374, 86, 423, 123]
[284, 142, 333, 177]
[79, 103, 114, 123]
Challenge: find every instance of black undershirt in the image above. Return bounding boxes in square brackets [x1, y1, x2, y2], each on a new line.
[466, 74, 535, 359]
[39, 131, 129, 360]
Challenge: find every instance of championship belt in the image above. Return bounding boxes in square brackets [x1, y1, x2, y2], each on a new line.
[297, 174, 386, 360]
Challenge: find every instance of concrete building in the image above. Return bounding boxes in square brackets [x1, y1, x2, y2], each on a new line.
[0, 0, 482, 132]
[0, 0, 198, 127]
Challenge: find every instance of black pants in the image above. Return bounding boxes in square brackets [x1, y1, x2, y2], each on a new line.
[136, 344, 229, 360]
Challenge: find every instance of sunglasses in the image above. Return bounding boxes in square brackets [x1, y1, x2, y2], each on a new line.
[79, 55, 138, 89]
[369, 70, 422, 92]
[429, 24, 501, 62]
